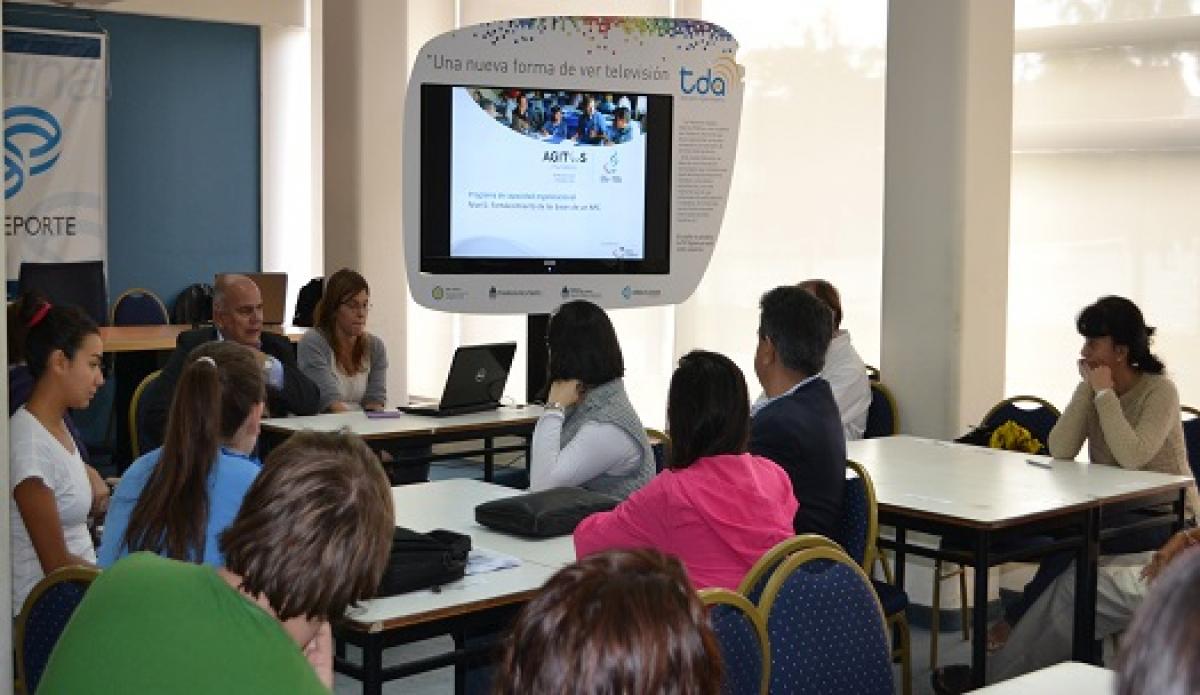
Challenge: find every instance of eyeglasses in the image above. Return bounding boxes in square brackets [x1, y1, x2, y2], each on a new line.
[341, 300, 372, 313]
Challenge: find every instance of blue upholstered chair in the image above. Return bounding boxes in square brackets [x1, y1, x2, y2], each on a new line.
[835, 462, 874, 568]
[700, 588, 770, 695]
[864, 380, 899, 438]
[129, 370, 162, 460]
[1182, 406, 1200, 483]
[646, 428, 669, 474]
[111, 287, 169, 326]
[15, 566, 101, 694]
[980, 395, 1061, 452]
[737, 534, 838, 605]
[837, 460, 912, 695]
[758, 547, 894, 695]
[18, 261, 107, 326]
[930, 395, 1062, 669]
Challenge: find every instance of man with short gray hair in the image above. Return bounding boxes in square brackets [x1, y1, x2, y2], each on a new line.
[141, 274, 319, 451]
[748, 285, 846, 538]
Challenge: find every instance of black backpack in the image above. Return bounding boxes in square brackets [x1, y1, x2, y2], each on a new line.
[172, 283, 214, 326]
[377, 527, 472, 596]
[292, 277, 324, 327]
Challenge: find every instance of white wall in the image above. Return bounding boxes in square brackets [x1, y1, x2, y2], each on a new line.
[322, 0, 412, 404]
[16, 0, 305, 27]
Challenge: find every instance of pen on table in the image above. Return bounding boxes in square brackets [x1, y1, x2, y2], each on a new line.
[1026, 458, 1053, 469]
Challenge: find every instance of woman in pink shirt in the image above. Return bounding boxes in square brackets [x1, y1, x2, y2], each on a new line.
[574, 350, 798, 590]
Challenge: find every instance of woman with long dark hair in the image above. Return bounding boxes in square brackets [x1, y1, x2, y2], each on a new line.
[98, 340, 266, 566]
[10, 303, 107, 614]
[528, 300, 654, 499]
[574, 350, 796, 589]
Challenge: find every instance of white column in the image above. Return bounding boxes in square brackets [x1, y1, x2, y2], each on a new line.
[261, 0, 322, 318]
[882, 0, 1014, 440]
[323, 0, 450, 403]
[882, 0, 1015, 610]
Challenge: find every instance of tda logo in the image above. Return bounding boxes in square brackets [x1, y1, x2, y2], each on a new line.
[679, 56, 735, 97]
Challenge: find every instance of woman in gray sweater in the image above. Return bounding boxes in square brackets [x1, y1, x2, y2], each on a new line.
[297, 269, 388, 413]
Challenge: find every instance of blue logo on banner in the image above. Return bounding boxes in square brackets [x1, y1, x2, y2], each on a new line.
[4, 106, 63, 199]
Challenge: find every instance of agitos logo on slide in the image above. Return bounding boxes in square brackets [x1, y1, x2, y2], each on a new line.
[679, 56, 735, 98]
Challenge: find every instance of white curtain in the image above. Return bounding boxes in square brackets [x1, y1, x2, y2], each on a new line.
[1006, 1, 1200, 408]
[676, 0, 887, 386]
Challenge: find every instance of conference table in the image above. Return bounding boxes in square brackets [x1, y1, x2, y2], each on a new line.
[98, 323, 306, 352]
[847, 435, 1192, 688]
[336, 478, 574, 694]
[98, 324, 308, 470]
[259, 406, 543, 481]
[973, 662, 1112, 693]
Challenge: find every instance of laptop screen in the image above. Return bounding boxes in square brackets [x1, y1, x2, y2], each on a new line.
[439, 342, 518, 409]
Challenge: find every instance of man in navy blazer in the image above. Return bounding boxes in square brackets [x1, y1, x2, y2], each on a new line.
[749, 285, 846, 538]
[140, 274, 320, 451]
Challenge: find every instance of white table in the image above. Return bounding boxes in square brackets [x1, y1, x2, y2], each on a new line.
[391, 478, 573, 569]
[336, 479, 575, 694]
[261, 406, 543, 481]
[263, 406, 543, 441]
[846, 435, 1191, 688]
[974, 662, 1113, 693]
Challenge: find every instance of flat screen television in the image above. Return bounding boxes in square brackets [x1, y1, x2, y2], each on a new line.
[420, 85, 673, 275]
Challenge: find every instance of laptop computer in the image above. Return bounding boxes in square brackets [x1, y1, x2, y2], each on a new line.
[400, 342, 518, 417]
[216, 272, 288, 326]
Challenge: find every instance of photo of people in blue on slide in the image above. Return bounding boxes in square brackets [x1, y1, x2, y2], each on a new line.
[465, 87, 648, 146]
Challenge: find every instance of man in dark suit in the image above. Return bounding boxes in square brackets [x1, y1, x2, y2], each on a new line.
[141, 274, 320, 451]
[748, 285, 846, 538]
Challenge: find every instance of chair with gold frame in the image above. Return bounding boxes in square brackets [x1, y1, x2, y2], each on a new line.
[15, 566, 102, 694]
[700, 588, 770, 695]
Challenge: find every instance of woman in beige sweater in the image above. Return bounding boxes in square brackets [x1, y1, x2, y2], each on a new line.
[988, 296, 1194, 650]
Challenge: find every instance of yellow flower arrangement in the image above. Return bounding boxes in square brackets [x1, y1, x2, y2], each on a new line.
[988, 420, 1045, 454]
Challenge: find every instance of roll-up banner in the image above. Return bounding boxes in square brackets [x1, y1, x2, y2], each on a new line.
[405, 17, 744, 313]
[3, 28, 107, 282]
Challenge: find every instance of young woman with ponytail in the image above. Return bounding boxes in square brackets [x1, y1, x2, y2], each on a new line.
[98, 341, 266, 567]
[10, 303, 107, 615]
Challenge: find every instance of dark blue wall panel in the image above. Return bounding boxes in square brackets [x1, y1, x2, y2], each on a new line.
[6, 5, 260, 315]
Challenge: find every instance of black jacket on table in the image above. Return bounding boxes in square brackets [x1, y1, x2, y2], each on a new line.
[749, 377, 847, 538]
[140, 327, 320, 451]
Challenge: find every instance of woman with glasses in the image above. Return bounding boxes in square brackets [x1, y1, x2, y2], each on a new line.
[298, 268, 387, 413]
[298, 269, 427, 484]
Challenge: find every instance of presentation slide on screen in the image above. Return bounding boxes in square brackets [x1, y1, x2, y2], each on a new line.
[450, 86, 648, 260]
